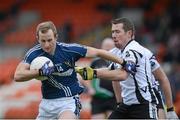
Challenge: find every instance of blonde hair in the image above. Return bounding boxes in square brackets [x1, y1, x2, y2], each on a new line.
[36, 21, 58, 39]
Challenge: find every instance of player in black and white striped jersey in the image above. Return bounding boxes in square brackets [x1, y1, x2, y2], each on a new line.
[108, 18, 178, 119]
[76, 17, 178, 119]
[110, 48, 167, 119]
[108, 40, 159, 119]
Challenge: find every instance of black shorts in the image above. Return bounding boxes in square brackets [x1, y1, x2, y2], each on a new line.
[153, 88, 164, 109]
[91, 97, 116, 115]
[108, 103, 158, 119]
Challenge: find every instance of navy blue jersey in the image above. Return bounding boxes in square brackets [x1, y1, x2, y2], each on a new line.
[23, 42, 87, 99]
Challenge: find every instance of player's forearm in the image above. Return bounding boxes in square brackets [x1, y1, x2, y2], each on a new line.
[160, 79, 173, 108]
[96, 68, 127, 81]
[112, 81, 123, 103]
[153, 67, 174, 108]
[14, 69, 39, 82]
[97, 49, 124, 65]
[86, 47, 124, 65]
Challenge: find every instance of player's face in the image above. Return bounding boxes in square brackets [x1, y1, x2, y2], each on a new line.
[38, 29, 57, 54]
[112, 23, 131, 49]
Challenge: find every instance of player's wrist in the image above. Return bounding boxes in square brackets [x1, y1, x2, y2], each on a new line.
[116, 102, 122, 108]
[116, 102, 122, 105]
[167, 107, 174, 112]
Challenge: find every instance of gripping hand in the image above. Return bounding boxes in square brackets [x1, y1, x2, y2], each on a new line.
[75, 66, 97, 80]
[122, 60, 137, 75]
[39, 61, 54, 76]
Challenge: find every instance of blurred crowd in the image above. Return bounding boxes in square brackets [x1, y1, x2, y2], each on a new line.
[0, 0, 180, 119]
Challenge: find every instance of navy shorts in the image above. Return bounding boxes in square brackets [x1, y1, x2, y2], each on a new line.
[91, 97, 116, 114]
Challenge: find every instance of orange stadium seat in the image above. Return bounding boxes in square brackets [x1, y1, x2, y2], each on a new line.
[5, 101, 39, 119]
[0, 58, 20, 85]
[4, 23, 38, 46]
[1, 80, 41, 119]
[19, 0, 114, 40]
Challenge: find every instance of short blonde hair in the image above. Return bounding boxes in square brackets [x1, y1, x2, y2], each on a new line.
[36, 21, 58, 38]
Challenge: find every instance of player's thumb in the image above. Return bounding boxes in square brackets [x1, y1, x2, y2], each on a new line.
[45, 61, 50, 65]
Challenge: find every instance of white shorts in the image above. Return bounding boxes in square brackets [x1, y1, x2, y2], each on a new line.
[36, 95, 81, 120]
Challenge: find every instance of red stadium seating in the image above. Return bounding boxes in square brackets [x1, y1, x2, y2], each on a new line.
[25, 0, 113, 37]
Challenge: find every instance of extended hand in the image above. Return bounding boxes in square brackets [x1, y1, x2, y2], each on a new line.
[75, 66, 96, 80]
[39, 61, 54, 76]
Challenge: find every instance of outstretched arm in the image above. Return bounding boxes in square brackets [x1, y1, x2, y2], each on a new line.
[86, 47, 124, 65]
[76, 67, 128, 81]
[96, 68, 128, 81]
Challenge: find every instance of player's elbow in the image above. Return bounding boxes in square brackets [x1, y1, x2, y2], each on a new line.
[14, 76, 27, 82]
[111, 69, 128, 81]
[14, 78, 20, 82]
[14, 72, 26, 82]
[14, 74, 21, 82]
[122, 72, 128, 80]
[117, 70, 128, 81]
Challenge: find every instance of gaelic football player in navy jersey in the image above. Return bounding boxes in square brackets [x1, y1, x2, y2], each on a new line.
[76, 18, 178, 119]
[14, 21, 127, 119]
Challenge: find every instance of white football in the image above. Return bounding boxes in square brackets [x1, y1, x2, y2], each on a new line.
[30, 56, 54, 80]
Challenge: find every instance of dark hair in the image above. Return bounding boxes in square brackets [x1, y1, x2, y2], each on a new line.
[111, 17, 135, 35]
[36, 21, 58, 38]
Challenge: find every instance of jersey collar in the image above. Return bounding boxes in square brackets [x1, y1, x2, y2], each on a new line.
[121, 39, 134, 53]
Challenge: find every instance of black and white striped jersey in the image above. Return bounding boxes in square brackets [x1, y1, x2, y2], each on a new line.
[149, 53, 161, 90]
[109, 40, 158, 105]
